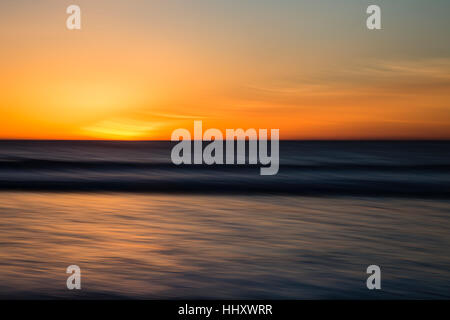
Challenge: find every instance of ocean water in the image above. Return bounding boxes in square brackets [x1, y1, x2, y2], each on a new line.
[0, 141, 449, 299]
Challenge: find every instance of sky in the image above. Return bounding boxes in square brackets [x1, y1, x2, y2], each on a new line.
[0, 0, 449, 140]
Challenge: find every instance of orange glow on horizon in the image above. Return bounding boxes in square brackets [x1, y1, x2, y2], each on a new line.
[1, 1, 449, 140]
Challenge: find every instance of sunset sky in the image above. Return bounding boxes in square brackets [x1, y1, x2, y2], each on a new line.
[1, 0, 449, 140]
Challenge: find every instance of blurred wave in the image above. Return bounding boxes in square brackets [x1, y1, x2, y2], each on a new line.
[0, 141, 449, 197]
[0, 193, 449, 299]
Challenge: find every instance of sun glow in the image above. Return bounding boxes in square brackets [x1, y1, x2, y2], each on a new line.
[82, 119, 161, 140]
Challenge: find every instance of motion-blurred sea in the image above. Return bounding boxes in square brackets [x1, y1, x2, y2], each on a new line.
[0, 141, 449, 299]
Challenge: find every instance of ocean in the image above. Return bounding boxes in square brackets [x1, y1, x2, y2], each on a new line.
[0, 140, 449, 299]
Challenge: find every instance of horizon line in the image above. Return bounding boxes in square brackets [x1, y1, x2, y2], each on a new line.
[1, 138, 450, 142]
